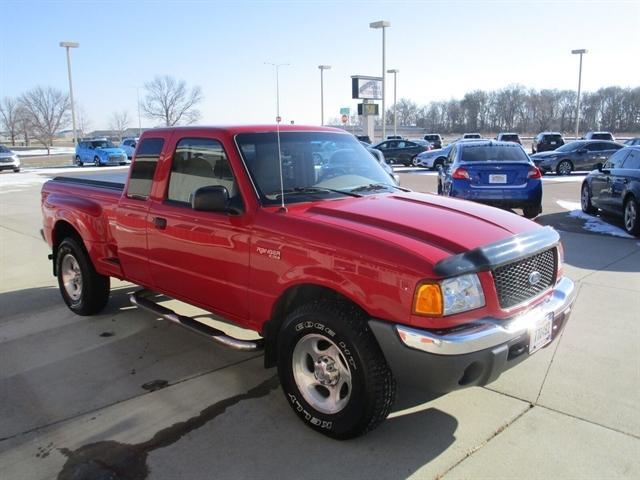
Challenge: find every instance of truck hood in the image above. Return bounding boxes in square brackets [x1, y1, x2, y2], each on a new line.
[305, 191, 539, 257]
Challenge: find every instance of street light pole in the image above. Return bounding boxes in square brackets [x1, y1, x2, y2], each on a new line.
[318, 65, 331, 126]
[60, 41, 79, 144]
[370, 21, 391, 141]
[571, 49, 587, 140]
[387, 69, 399, 137]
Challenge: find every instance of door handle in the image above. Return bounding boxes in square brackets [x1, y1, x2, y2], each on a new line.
[153, 217, 167, 230]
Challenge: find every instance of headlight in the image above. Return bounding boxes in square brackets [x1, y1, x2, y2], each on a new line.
[414, 273, 485, 316]
[12, 155, 20, 164]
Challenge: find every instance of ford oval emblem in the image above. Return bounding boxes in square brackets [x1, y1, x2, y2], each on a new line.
[528, 271, 542, 286]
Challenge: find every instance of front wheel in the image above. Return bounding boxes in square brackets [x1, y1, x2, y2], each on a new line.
[277, 300, 396, 439]
[56, 237, 110, 315]
[623, 196, 639, 235]
[556, 160, 573, 176]
[75, 155, 83, 167]
[13, 167, 20, 173]
[581, 183, 597, 214]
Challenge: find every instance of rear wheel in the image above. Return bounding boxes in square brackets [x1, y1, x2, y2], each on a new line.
[556, 160, 573, 176]
[623, 196, 639, 235]
[277, 300, 395, 439]
[581, 183, 597, 214]
[432, 158, 445, 171]
[56, 237, 110, 315]
[523, 204, 542, 219]
[94, 156, 101, 167]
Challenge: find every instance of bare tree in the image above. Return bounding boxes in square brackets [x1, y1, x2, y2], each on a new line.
[110, 110, 130, 141]
[19, 87, 70, 154]
[142, 75, 203, 126]
[0, 97, 20, 145]
[76, 104, 91, 138]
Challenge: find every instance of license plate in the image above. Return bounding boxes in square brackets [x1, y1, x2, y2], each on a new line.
[529, 312, 553, 354]
[489, 174, 507, 184]
[550, 141, 557, 145]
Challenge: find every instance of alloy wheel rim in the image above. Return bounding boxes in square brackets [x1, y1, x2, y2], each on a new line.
[559, 162, 570, 175]
[291, 333, 352, 414]
[625, 201, 636, 231]
[61, 254, 83, 302]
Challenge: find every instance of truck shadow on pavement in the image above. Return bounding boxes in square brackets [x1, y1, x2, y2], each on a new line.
[56, 379, 457, 480]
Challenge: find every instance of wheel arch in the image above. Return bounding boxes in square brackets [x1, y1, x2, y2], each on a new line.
[262, 283, 369, 368]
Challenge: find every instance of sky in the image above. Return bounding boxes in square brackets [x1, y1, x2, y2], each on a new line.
[1, 0, 638, 131]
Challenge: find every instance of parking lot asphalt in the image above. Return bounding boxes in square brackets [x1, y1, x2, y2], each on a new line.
[0, 166, 638, 479]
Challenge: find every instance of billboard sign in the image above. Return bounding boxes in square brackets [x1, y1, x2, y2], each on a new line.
[351, 76, 383, 100]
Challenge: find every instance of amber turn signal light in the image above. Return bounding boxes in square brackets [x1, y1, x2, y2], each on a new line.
[413, 283, 443, 316]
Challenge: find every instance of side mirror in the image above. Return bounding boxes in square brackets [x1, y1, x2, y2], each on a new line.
[191, 185, 230, 212]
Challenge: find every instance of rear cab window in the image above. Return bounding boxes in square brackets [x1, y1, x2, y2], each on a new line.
[165, 137, 238, 206]
[126, 138, 164, 199]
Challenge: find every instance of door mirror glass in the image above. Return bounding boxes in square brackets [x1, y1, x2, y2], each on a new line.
[191, 185, 230, 212]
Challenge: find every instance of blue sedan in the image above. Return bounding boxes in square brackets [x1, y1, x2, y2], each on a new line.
[438, 140, 543, 218]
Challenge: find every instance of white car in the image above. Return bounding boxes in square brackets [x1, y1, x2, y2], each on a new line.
[0, 145, 20, 173]
[119, 137, 139, 159]
[414, 139, 479, 170]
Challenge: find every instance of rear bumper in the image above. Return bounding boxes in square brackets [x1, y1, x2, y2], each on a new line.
[369, 276, 575, 393]
[451, 180, 542, 206]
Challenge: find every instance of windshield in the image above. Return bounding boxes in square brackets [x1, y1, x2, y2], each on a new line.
[91, 140, 116, 149]
[555, 142, 581, 152]
[236, 132, 395, 205]
[0, 146, 10, 153]
[460, 144, 529, 162]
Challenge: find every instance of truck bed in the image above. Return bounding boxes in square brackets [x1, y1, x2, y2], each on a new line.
[49, 171, 127, 191]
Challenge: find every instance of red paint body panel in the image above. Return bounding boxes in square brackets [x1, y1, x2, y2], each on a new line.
[41, 125, 548, 333]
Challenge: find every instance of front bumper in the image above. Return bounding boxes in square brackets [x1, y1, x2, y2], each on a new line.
[369, 276, 576, 393]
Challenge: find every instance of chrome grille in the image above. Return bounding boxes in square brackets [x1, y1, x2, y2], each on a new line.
[493, 248, 557, 309]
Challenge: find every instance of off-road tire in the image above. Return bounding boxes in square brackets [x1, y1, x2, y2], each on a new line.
[56, 237, 110, 315]
[277, 300, 396, 439]
[623, 196, 639, 235]
[581, 183, 597, 214]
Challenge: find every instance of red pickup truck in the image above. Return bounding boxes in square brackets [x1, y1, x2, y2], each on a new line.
[41, 125, 576, 439]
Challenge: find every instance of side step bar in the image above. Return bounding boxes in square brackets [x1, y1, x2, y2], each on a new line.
[130, 289, 264, 352]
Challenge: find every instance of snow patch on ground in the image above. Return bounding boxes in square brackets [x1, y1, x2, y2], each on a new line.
[15, 147, 76, 157]
[557, 200, 634, 239]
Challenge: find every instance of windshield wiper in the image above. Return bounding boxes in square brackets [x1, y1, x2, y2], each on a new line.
[350, 183, 410, 193]
[269, 187, 362, 199]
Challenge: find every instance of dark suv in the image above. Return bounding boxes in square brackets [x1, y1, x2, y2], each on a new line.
[532, 132, 565, 154]
[584, 131, 615, 141]
[423, 133, 442, 149]
[496, 133, 522, 144]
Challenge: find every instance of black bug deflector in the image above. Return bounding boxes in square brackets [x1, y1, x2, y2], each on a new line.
[434, 226, 560, 277]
